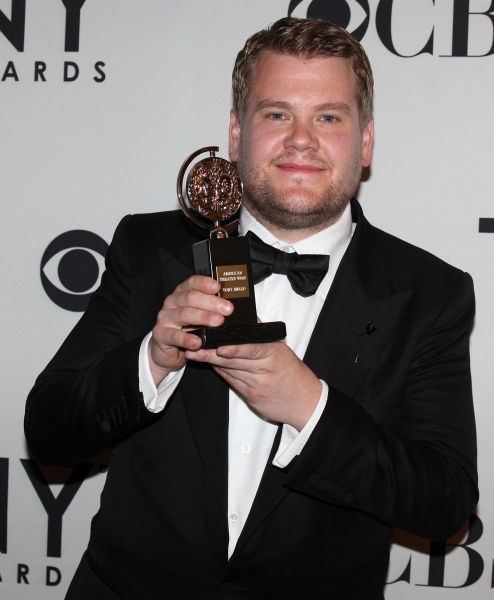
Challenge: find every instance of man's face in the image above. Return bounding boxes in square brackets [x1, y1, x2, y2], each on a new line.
[229, 52, 373, 239]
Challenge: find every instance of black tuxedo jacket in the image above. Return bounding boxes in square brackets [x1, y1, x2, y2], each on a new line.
[25, 200, 478, 600]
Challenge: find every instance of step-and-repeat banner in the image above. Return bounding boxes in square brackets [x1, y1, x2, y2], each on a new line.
[1, 0, 493, 597]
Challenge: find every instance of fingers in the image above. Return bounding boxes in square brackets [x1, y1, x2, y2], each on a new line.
[152, 325, 202, 353]
[174, 275, 221, 296]
[162, 276, 233, 329]
[158, 304, 224, 333]
[216, 344, 268, 360]
[185, 342, 277, 372]
[149, 275, 236, 376]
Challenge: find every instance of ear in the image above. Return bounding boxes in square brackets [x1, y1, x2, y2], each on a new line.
[361, 117, 374, 167]
[229, 109, 241, 163]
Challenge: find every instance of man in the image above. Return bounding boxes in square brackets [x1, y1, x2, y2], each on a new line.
[25, 17, 477, 600]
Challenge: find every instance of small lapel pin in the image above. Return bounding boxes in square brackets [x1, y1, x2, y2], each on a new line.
[366, 321, 376, 335]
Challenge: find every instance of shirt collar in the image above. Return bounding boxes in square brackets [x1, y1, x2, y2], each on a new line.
[239, 202, 353, 257]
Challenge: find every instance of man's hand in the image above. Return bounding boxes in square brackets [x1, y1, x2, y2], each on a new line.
[185, 342, 322, 431]
[149, 275, 233, 386]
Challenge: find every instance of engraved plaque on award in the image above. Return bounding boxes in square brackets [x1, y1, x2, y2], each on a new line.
[177, 146, 286, 348]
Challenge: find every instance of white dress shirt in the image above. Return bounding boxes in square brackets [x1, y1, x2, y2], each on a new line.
[138, 203, 355, 557]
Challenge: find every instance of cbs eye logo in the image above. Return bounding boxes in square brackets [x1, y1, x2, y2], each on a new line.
[288, 0, 370, 42]
[40, 230, 108, 312]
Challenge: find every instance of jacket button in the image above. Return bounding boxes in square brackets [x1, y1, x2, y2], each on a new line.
[218, 582, 236, 596]
[326, 483, 337, 495]
[334, 488, 345, 499]
[343, 493, 355, 504]
[308, 474, 321, 486]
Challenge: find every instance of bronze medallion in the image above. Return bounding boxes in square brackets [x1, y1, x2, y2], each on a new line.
[186, 157, 242, 222]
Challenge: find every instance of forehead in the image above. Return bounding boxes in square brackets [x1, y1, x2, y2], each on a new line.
[246, 52, 358, 109]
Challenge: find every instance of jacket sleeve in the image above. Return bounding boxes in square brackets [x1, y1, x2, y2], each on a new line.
[284, 272, 478, 541]
[25, 215, 160, 466]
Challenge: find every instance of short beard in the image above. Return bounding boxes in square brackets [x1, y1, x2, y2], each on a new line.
[238, 153, 362, 234]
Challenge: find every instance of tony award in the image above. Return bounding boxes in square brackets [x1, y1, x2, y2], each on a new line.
[177, 146, 286, 348]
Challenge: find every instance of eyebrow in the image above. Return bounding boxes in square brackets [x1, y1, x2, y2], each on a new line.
[314, 102, 351, 114]
[255, 100, 291, 112]
[255, 100, 352, 115]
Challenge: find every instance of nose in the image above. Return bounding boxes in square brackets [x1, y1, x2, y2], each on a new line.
[284, 118, 319, 153]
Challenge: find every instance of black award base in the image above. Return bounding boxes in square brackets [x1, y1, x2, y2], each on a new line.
[190, 321, 286, 349]
[192, 235, 287, 349]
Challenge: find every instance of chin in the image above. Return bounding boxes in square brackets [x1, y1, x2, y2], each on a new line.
[276, 190, 326, 210]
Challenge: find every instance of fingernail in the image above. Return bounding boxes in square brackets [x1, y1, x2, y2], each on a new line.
[222, 302, 233, 314]
[212, 314, 222, 324]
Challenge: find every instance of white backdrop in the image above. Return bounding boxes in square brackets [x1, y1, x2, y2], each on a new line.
[1, 0, 493, 597]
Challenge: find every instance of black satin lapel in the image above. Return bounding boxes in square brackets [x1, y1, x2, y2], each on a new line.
[158, 248, 194, 298]
[180, 362, 230, 516]
[227, 426, 288, 566]
[304, 259, 412, 399]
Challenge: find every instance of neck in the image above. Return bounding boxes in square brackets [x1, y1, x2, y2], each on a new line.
[244, 201, 347, 244]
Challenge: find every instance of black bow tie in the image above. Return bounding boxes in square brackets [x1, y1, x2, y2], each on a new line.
[245, 231, 330, 298]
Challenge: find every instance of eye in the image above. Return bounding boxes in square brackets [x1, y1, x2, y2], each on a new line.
[321, 115, 336, 123]
[289, 0, 370, 41]
[40, 230, 109, 312]
[269, 113, 285, 120]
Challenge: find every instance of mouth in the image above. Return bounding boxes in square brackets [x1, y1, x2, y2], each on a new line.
[275, 162, 326, 174]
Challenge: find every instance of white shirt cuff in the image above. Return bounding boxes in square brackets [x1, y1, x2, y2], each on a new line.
[138, 331, 185, 413]
[272, 380, 328, 468]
